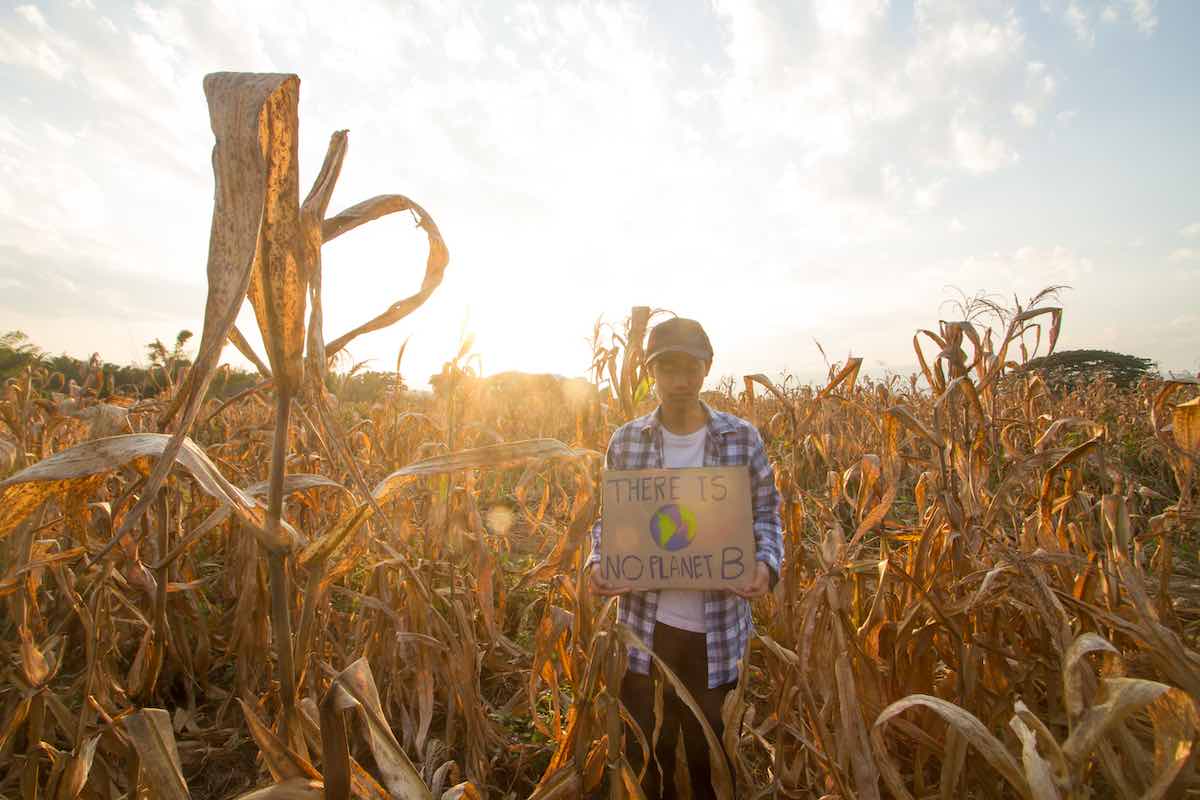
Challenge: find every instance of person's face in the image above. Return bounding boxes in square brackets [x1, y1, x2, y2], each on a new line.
[649, 352, 709, 409]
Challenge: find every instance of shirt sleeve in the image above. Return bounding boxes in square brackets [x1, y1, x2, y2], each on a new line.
[747, 425, 784, 587]
[586, 434, 621, 569]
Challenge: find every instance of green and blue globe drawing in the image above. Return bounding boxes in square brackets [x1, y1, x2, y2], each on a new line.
[649, 504, 698, 551]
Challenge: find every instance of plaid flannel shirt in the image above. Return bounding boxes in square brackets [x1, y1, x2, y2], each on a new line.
[588, 402, 784, 688]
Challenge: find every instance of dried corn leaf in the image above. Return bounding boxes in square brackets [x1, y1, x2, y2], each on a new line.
[1173, 396, 1200, 454]
[119, 72, 299, 543]
[238, 699, 320, 782]
[52, 734, 100, 800]
[124, 708, 190, 800]
[1061, 678, 1172, 765]
[243, 74, 305, 394]
[1011, 715, 1060, 800]
[1063, 632, 1119, 722]
[873, 694, 1029, 797]
[372, 439, 596, 501]
[233, 779, 324, 800]
[331, 658, 432, 800]
[0, 434, 301, 551]
[322, 195, 449, 359]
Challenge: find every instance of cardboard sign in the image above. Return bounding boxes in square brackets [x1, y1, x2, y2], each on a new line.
[599, 466, 755, 591]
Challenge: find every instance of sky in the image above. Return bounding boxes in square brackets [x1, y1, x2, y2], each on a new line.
[1, 0, 1197, 389]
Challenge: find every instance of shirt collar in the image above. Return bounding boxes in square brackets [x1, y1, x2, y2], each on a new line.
[636, 401, 735, 438]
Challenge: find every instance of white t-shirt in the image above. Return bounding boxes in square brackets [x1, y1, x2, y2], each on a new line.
[654, 425, 708, 633]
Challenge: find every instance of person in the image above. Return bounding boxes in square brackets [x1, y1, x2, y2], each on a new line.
[586, 317, 784, 800]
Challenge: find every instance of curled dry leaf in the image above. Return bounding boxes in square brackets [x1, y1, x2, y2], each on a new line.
[372, 438, 598, 501]
[873, 694, 1030, 798]
[0, 433, 301, 552]
[440, 783, 483, 800]
[322, 194, 450, 360]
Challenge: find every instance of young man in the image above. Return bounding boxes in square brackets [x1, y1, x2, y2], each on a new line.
[586, 317, 784, 800]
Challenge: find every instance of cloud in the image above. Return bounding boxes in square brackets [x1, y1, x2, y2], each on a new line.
[1064, 1, 1094, 45]
[953, 245, 1094, 287]
[0, 0, 1184, 378]
[1056, 108, 1079, 125]
[0, 242, 202, 322]
[1012, 102, 1037, 128]
[914, 179, 945, 210]
[1026, 61, 1056, 98]
[1179, 222, 1200, 239]
[1125, 0, 1158, 34]
[1045, 0, 1157, 38]
[1168, 248, 1199, 264]
[951, 116, 1018, 174]
[444, 16, 484, 63]
[0, 5, 72, 78]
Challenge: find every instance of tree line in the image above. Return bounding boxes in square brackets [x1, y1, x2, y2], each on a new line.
[0, 330, 407, 404]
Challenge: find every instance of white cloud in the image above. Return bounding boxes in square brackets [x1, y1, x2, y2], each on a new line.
[812, 0, 888, 39]
[951, 116, 1018, 174]
[1056, 108, 1079, 125]
[15, 5, 50, 30]
[1026, 60, 1057, 97]
[911, 0, 1025, 69]
[1048, 0, 1156, 37]
[1168, 248, 1199, 264]
[1064, 1, 1093, 45]
[1172, 314, 1198, 329]
[914, 179, 945, 210]
[445, 17, 484, 63]
[0, 6, 72, 79]
[1179, 222, 1200, 239]
[1012, 102, 1037, 128]
[1126, 0, 1157, 34]
[0, 0, 1186, 378]
[949, 245, 1094, 290]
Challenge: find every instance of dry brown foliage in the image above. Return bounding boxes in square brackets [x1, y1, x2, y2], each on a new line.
[1, 73, 1199, 800]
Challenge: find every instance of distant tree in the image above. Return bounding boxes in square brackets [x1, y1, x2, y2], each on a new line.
[328, 369, 405, 404]
[2, 331, 257, 401]
[145, 329, 194, 390]
[1020, 349, 1157, 389]
[0, 331, 45, 381]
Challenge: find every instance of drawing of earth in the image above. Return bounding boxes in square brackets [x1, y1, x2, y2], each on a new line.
[649, 504, 698, 551]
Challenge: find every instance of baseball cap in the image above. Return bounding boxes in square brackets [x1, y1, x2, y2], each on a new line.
[644, 318, 713, 366]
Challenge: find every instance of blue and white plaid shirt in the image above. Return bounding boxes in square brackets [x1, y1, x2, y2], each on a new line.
[588, 403, 784, 688]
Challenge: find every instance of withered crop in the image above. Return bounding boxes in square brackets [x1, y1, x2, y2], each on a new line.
[1, 73, 1198, 800]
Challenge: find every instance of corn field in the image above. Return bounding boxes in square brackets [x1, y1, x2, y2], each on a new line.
[1, 72, 1199, 800]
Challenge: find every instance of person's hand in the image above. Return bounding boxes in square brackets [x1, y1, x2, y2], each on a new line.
[731, 561, 771, 599]
[588, 565, 629, 596]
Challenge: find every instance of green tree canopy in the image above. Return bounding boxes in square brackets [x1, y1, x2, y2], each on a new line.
[1020, 349, 1157, 389]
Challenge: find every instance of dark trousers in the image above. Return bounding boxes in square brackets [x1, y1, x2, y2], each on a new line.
[619, 623, 735, 800]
